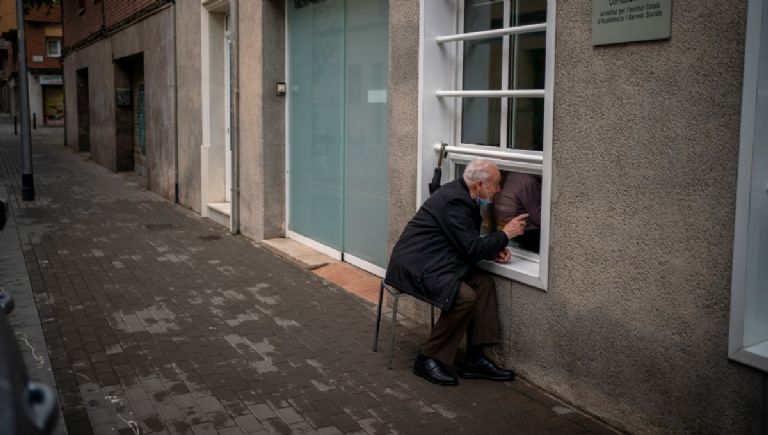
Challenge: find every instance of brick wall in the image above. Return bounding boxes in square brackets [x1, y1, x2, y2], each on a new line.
[25, 22, 61, 71]
[23, 5, 62, 71]
[25, 4, 61, 23]
[63, 0, 166, 49]
[104, 0, 158, 28]
[62, 0, 102, 48]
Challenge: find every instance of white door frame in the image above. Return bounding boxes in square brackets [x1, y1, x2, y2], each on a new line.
[201, 0, 232, 224]
[225, 16, 232, 204]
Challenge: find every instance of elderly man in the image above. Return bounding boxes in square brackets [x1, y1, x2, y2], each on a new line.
[385, 159, 527, 386]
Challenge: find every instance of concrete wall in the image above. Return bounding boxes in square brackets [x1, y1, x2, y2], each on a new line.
[388, 1, 767, 434]
[63, 38, 115, 170]
[62, 7, 176, 200]
[175, 0, 202, 213]
[238, 0, 285, 241]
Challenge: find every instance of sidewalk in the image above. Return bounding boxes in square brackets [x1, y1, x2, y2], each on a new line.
[0, 125, 619, 435]
[0, 127, 67, 435]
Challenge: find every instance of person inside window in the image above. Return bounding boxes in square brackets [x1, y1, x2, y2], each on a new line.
[494, 172, 541, 253]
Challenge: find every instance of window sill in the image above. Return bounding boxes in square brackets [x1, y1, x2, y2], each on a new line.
[730, 340, 768, 373]
[478, 252, 545, 290]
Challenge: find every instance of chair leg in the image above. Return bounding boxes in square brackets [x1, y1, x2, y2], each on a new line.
[373, 282, 385, 352]
[388, 294, 400, 370]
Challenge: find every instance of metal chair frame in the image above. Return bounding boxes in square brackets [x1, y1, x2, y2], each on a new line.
[373, 281, 435, 369]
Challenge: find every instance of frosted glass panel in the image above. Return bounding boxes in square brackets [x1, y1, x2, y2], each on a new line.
[288, 0, 344, 250]
[343, 0, 389, 267]
[288, 0, 389, 269]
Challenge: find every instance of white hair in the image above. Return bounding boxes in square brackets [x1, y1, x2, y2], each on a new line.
[462, 159, 496, 184]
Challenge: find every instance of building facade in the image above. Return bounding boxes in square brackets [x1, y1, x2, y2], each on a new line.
[65, 0, 768, 433]
[62, 0, 175, 196]
[0, 3, 64, 125]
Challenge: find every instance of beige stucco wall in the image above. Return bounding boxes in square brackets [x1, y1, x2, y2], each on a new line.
[62, 7, 176, 200]
[63, 38, 115, 170]
[387, 0, 421, 243]
[176, 1, 202, 213]
[238, 0, 285, 241]
[388, 1, 766, 434]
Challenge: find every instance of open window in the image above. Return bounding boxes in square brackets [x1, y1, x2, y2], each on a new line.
[419, 0, 555, 289]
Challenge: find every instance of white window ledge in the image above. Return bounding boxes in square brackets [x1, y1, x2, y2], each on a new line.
[478, 254, 545, 290]
[731, 341, 768, 372]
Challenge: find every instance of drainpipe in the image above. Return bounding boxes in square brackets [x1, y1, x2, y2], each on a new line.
[230, 0, 240, 234]
[100, 0, 105, 30]
[172, 3, 179, 203]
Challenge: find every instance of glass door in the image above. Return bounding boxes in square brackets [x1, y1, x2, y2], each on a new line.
[288, 0, 345, 254]
[288, 0, 389, 273]
[343, 0, 389, 272]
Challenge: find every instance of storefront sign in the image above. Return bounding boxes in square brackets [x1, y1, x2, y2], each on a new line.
[592, 0, 672, 46]
[39, 74, 62, 85]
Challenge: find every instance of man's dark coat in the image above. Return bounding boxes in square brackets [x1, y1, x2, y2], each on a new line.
[385, 178, 508, 311]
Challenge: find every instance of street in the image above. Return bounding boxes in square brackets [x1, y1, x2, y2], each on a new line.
[0, 122, 616, 435]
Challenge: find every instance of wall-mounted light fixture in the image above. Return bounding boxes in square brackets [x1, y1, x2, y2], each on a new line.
[276, 82, 286, 97]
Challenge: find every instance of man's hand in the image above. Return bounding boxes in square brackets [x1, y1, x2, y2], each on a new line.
[494, 248, 512, 263]
[502, 214, 528, 239]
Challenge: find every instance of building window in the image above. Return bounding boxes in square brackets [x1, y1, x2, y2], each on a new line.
[729, 0, 768, 373]
[419, 0, 555, 289]
[46, 39, 61, 58]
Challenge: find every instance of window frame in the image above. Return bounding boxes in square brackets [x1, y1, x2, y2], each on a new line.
[456, 1, 547, 151]
[729, 0, 768, 373]
[418, 0, 556, 290]
[46, 39, 62, 58]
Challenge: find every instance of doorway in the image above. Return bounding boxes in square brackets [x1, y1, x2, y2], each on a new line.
[76, 68, 89, 152]
[287, 0, 389, 275]
[201, 4, 233, 228]
[113, 54, 146, 177]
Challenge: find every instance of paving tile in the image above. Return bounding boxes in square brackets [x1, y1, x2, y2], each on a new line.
[275, 406, 304, 425]
[234, 414, 264, 433]
[313, 263, 368, 287]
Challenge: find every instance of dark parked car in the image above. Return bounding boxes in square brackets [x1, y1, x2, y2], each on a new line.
[0, 198, 58, 435]
[1, 198, 6, 230]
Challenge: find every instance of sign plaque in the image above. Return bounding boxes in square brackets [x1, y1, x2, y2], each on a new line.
[592, 0, 672, 46]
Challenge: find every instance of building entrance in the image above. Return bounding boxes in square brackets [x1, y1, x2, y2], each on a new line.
[287, 0, 389, 275]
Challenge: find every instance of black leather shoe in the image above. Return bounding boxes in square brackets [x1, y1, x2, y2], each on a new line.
[413, 354, 458, 386]
[459, 355, 516, 381]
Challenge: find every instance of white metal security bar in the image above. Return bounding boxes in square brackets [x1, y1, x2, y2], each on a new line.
[436, 23, 547, 44]
[433, 143, 543, 164]
[436, 89, 545, 98]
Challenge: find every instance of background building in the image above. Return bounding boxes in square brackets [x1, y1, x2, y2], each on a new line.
[0, 2, 63, 125]
[62, 0, 175, 197]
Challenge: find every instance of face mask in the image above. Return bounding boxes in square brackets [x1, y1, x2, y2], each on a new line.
[475, 185, 493, 207]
